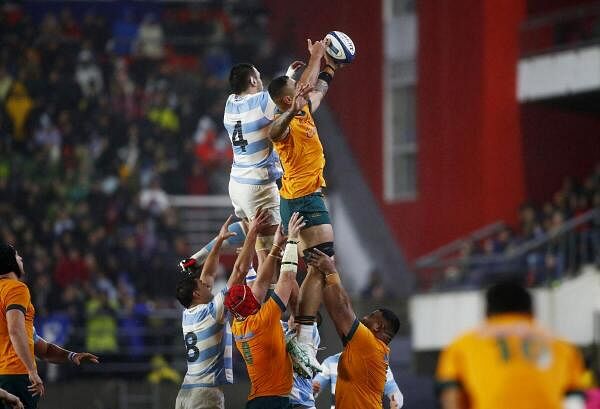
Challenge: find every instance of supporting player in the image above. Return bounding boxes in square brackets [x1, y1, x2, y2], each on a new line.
[225, 212, 306, 409]
[267, 37, 341, 373]
[174, 211, 270, 409]
[0, 244, 44, 409]
[313, 352, 404, 409]
[436, 281, 586, 409]
[305, 249, 400, 409]
[223, 60, 304, 270]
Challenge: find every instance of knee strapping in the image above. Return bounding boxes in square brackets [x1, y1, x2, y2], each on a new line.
[303, 242, 335, 263]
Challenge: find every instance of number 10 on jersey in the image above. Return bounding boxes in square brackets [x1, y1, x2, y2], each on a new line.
[232, 120, 248, 153]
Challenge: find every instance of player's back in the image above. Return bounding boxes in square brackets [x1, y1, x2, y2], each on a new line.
[223, 92, 282, 185]
[437, 314, 584, 409]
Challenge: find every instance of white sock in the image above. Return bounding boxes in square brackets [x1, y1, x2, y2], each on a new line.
[298, 324, 314, 345]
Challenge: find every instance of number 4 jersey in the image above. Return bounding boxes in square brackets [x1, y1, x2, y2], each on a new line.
[223, 91, 283, 185]
[180, 287, 233, 388]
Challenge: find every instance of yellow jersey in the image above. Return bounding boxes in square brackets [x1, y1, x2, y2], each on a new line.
[273, 105, 326, 199]
[231, 294, 292, 401]
[436, 313, 584, 409]
[0, 278, 35, 375]
[335, 321, 390, 409]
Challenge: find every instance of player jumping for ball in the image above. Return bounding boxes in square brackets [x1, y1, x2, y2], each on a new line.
[267, 37, 342, 375]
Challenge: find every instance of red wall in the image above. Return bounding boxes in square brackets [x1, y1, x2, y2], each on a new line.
[521, 105, 600, 203]
[264, 0, 527, 261]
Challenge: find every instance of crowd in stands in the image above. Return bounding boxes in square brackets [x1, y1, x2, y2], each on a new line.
[0, 1, 285, 373]
[438, 164, 600, 289]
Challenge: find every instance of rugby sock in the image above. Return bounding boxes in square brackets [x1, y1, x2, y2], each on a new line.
[190, 221, 247, 263]
[296, 316, 316, 344]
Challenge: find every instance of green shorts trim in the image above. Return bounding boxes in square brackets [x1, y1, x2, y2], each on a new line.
[280, 193, 331, 230]
[0, 374, 39, 409]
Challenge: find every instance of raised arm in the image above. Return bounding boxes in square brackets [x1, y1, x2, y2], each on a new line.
[305, 249, 356, 341]
[273, 212, 305, 307]
[34, 336, 99, 366]
[308, 50, 340, 113]
[251, 223, 287, 303]
[297, 39, 327, 88]
[197, 215, 237, 288]
[227, 209, 270, 288]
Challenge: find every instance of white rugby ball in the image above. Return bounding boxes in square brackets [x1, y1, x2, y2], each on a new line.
[325, 31, 356, 64]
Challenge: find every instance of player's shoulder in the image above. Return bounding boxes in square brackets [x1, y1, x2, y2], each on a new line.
[1, 279, 28, 293]
[324, 353, 342, 364]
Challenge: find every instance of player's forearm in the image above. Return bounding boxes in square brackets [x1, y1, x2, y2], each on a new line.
[8, 326, 36, 372]
[38, 341, 72, 364]
[322, 280, 356, 338]
[298, 52, 323, 87]
[252, 245, 280, 301]
[440, 389, 468, 409]
[200, 236, 227, 283]
[228, 230, 258, 287]
[269, 109, 295, 141]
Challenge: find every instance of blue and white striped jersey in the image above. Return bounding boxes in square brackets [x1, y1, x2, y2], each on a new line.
[223, 91, 283, 185]
[282, 321, 320, 408]
[314, 352, 403, 408]
[180, 287, 233, 388]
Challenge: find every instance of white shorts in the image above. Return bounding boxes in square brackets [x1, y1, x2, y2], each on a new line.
[228, 178, 281, 225]
[175, 386, 224, 409]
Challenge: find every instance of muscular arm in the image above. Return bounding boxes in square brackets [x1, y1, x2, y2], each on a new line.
[227, 229, 258, 289]
[440, 388, 468, 409]
[306, 250, 356, 340]
[34, 337, 69, 364]
[269, 108, 296, 142]
[200, 236, 227, 288]
[6, 310, 36, 373]
[251, 244, 279, 303]
[308, 63, 335, 113]
[297, 40, 325, 88]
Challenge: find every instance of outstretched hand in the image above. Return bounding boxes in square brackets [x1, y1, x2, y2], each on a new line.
[72, 352, 100, 366]
[290, 83, 311, 112]
[218, 215, 237, 241]
[273, 224, 287, 248]
[286, 60, 306, 79]
[249, 208, 271, 235]
[305, 248, 336, 274]
[307, 38, 327, 58]
[287, 212, 306, 240]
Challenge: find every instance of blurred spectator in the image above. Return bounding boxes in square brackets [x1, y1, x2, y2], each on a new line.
[4, 81, 32, 140]
[135, 13, 164, 59]
[85, 289, 118, 353]
[139, 178, 170, 216]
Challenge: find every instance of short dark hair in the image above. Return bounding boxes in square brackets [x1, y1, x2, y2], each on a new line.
[378, 308, 400, 339]
[486, 281, 532, 316]
[0, 243, 19, 275]
[229, 63, 256, 94]
[176, 275, 197, 308]
[268, 75, 290, 100]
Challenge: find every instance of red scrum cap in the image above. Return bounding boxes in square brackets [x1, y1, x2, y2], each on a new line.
[224, 284, 260, 320]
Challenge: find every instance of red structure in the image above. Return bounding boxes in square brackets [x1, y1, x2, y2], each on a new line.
[264, 0, 600, 261]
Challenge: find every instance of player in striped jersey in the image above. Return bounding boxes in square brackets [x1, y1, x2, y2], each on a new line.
[175, 211, 269, 409]
[313, 352, 404, 409]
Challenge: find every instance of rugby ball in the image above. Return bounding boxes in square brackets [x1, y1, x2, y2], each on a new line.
[325, 31, 356, 64]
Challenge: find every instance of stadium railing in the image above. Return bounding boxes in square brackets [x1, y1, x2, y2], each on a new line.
[520, 1, 600, 56]
[415, 208, 600, 290]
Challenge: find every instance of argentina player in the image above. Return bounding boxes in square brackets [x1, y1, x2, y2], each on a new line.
[224, 62, 304, 269]
[175, 212, 270, 409]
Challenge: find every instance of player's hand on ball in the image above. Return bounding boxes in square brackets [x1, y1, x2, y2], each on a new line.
[307, 38, 327, 58]
[287, 212, 305, 240]
[305, 248, 336, 274]
[249, 208, 271, 234]
[72, 352, 100, 365]
[218, 215, 237, 241]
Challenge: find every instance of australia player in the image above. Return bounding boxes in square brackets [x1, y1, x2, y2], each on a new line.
[267, 37, 341, 371]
